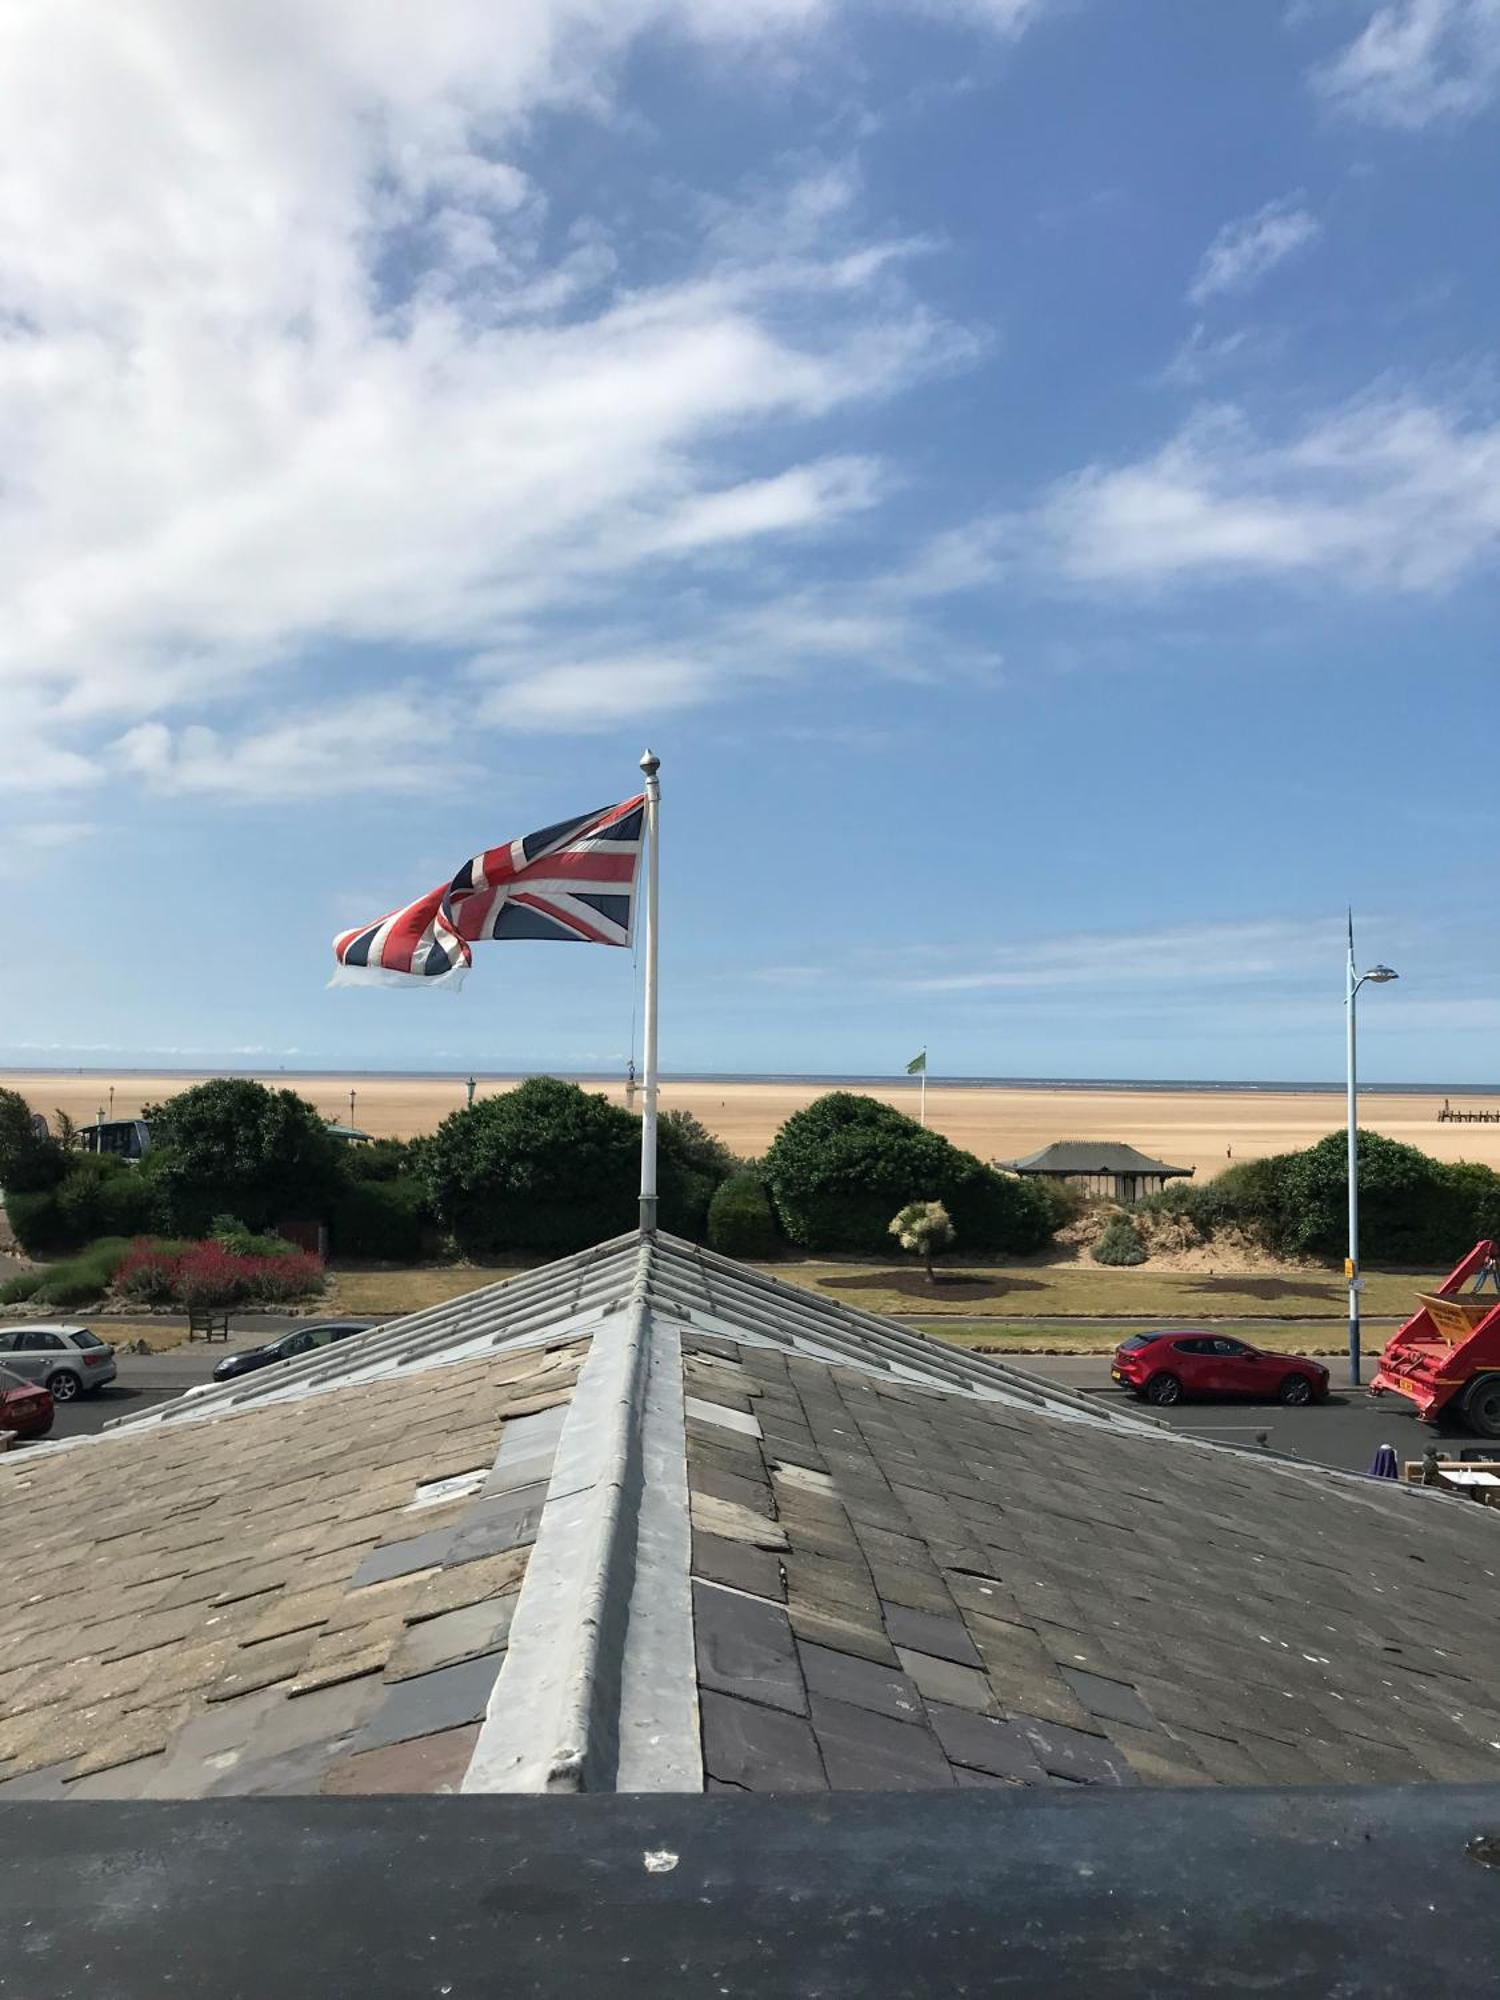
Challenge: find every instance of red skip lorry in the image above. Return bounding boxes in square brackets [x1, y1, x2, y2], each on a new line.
[1371, 1240, 1500, 1437]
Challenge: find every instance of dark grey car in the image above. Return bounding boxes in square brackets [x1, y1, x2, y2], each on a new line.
[0, 1324, 118, 1400]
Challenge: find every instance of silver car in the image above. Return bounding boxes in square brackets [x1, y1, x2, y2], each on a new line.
[0, 1324, 117, 1400]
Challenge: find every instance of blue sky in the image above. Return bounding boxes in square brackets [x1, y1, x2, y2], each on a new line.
[3, 0, 1499, 1083]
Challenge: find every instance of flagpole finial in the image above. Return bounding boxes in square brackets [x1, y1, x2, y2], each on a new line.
[640, 748, 660, 778]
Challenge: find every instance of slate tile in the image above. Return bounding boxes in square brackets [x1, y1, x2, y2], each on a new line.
[920, 1698, 1045, 1778]
[353, 1652, 505, 1754]
[882, 1603, 982, 1668]
[323, 1723, 480, 1795]
[1015, 1715, 1135, 1786]
[797, 1641, 924, 1724]
[783, 1553, 879, 1615]
[350, 1526, 457, 1589]
[809, 1695, 956, 1791]
[444, 1486, 547, 1565]
[955, 1766, 1023, 1787]
[699, 1690, 827, 1793]
[0, 1760, 77, 1799]
[896, 1647, 996, 1715]
[204, 1633, 315, 1703]
[788, 1602, 898, 1668]
[694, 1580, 806, 1716]
[689, 1493, 788, 1550]
[385, 1600, 514, 1681]
[866, 1561, 957, 1616]
[691, 1530, 785, 1602]
[405, 1549, 529, 1624]
[1106, 1723, 1213, 1787]
[685, 1395, 763, 1439]
[691, 1462, 774, 1518]
[1061, 1668, 1156, 1731]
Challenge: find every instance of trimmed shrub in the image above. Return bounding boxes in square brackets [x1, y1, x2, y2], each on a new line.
[329, 1176, 430, 1260]
[7, 1158, 156, 1256]
[762, 1092, 1057, 1257]
[425, 1077, 639, 1256]
[0, 1270, 44, 1305]
[707, 1172, 781, 1260]
[143, 1079, 344, 1235]
[1092, 1214, 1147, 1266]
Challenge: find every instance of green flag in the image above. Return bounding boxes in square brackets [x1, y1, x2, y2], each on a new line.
[905, 1051, 927, 1075]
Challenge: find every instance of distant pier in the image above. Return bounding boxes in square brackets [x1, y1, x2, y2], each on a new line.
[1438, 1099, 1500, 1124]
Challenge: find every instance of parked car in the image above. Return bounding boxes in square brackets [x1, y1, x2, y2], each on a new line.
[211, 1321, 373, 1383]
[0, 1325, 117, 1401]
[0, 1364, 54, 1440]
[1112, 1331, 1330, 1408]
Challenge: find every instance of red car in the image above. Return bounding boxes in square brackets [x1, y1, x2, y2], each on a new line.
[1112, 1331, 1330, 1408]
[0, 1364, 54, 1441]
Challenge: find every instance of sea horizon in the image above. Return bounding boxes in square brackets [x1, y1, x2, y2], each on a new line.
[4, 1064, 1500, 1097]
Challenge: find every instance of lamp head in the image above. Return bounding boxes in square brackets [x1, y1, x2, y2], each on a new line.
[1365, 965, 1399, 984]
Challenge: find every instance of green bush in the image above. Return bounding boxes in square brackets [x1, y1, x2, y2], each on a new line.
[425, 1077, 639, 1255]
[18, 1237, 134, 1307]
[143, 1079, 344, 1235]
[762, 1092, 1057, 1257]
[0, 1270, 44, 1304]
[707, 1172, 782, 1259]
[1092, 1214, 1147, 1266]
[1141, 1132, 1500, 1267]
[330, 1176, 431, 1260]
[5, 1158, 156, 1255]
[0, 1088, 66, 1193]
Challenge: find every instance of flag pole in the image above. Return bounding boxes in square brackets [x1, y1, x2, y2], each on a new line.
[638, 749, 661, 1235]
[921, 1061, 927, 1128]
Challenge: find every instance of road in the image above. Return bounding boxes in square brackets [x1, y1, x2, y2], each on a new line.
[1010, 1355, 1496, 1475]
[12, 1330, 1491, 1478]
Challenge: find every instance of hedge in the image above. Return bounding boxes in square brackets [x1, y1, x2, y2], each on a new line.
[761, 1092, 1056, 1257]
[707, 1172, 781, 1259]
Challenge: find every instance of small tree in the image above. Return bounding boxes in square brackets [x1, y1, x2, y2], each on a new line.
[889, 1200, 955, 1283]
[143, 1079, 344, 1234]
[0, 1088, 65, 1192]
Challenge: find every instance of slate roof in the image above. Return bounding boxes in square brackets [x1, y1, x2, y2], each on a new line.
[5, 1230, 1500, 1801]
[1000, 1139, 1193, 1178]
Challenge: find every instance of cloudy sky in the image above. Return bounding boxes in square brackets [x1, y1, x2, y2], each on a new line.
[2, 0, 1498, 1082]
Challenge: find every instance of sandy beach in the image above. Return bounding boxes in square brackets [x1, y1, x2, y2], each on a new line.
[7, 1070, 1500, 1181]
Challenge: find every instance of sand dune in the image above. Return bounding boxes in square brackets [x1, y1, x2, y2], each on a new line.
[7, 1070, 1500, 1181]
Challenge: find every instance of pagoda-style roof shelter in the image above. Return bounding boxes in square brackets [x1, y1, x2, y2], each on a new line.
[998, 1140, 1193, 1203]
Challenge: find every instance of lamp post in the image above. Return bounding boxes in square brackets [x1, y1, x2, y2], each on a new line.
[1346, 914, 1398, 1386]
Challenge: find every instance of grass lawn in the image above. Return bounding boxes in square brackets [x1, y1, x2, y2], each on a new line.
[320, 1256, 1439, 1326]
[770, 1261, 1435, 1322]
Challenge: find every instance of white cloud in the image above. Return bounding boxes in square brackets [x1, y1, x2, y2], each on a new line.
[115, 692, 458, 801]
[1187, 197, 1321, 305]
[890, 919, 1343, 993]
[1314, 0, 1500, 127]
[473, 655, 717, 730]
[0, 0, 1036, 796]
[1013, 395, 1500, 590]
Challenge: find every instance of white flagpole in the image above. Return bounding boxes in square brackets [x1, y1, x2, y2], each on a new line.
[638, 749, 661, 1234]
[921, 1061, 927, 1127]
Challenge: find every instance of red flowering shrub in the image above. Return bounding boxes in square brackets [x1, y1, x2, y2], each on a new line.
[111, 1237, 324, 1311]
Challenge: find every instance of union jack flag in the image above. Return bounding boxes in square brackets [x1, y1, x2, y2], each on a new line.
[332, 795, 645, 987]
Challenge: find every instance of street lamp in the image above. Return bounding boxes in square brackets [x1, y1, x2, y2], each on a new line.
[1346, 913, 1399, 1386]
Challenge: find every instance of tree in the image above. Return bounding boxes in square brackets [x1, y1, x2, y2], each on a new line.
[658, 1109, 739, 1182]
[424, 1077, 639, 1255]
[0, 1088, 65, 1193]
[889, 1200, 954, 1282]
[762, 1092, 1055, 1256]
[142, 1079, 344, 1234]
